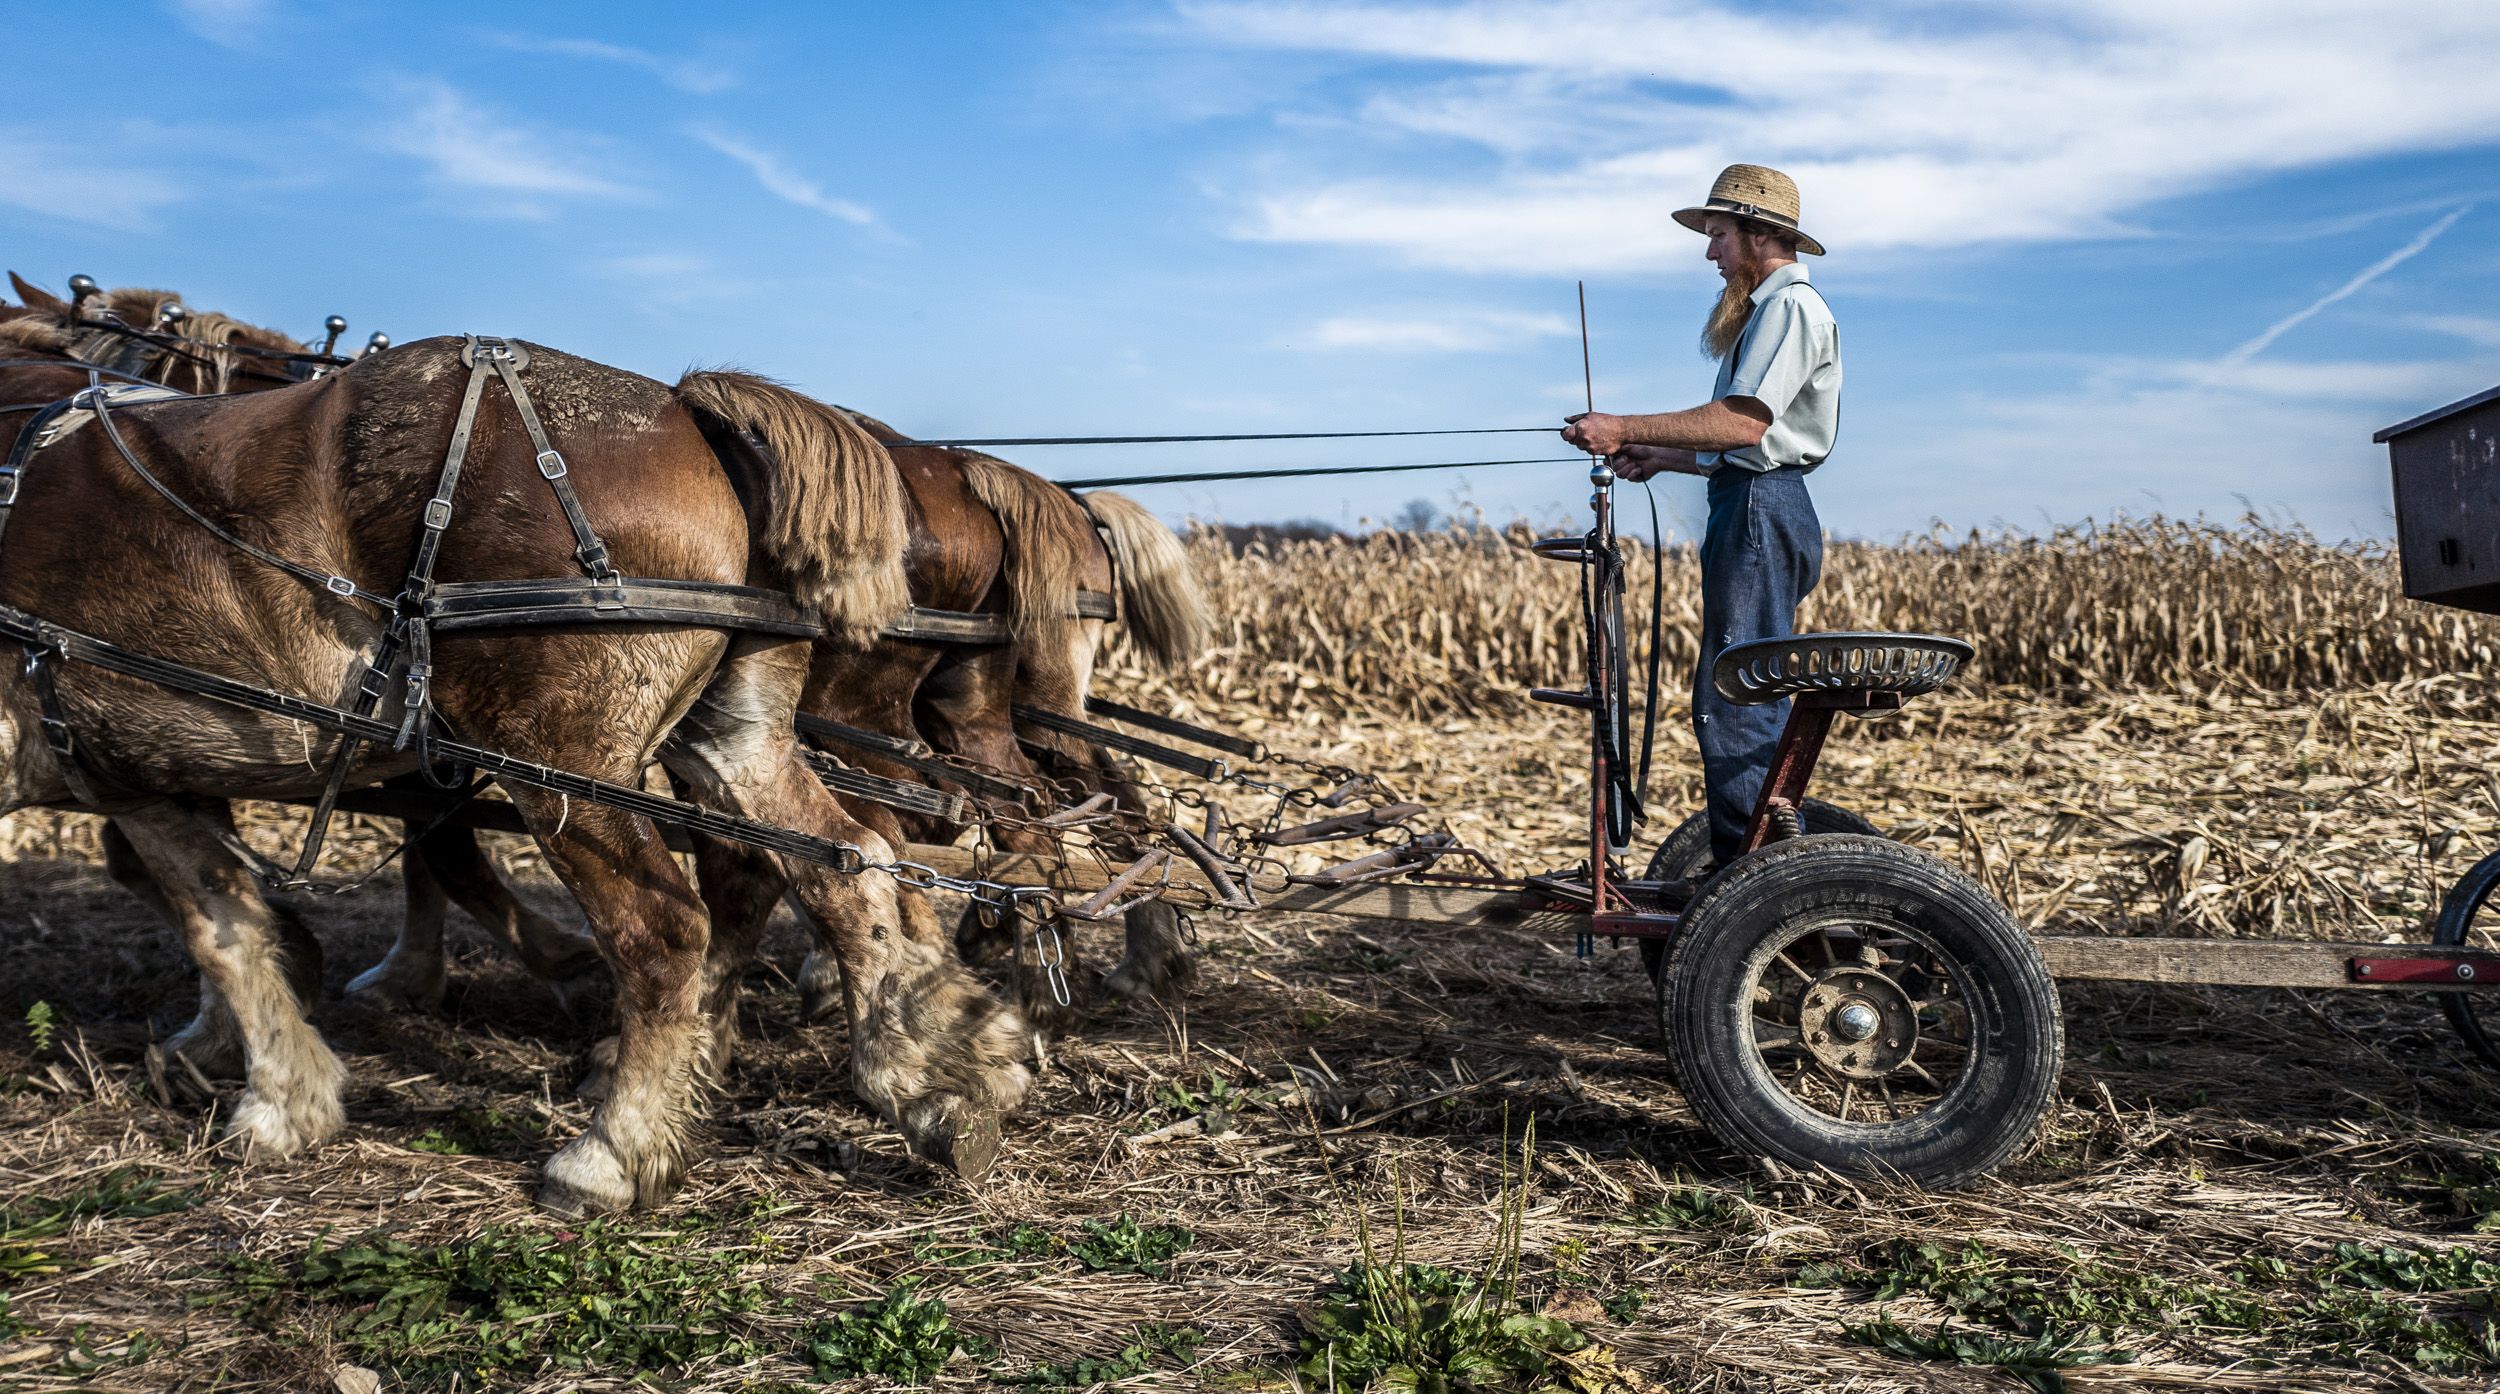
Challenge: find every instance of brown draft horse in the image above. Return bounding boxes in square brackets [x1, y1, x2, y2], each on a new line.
[789, 424, 1212, 1035]
[2, 277, 607, 1058]
[352, 422, 1214, 1069]
[0, 314, 1033, 1212]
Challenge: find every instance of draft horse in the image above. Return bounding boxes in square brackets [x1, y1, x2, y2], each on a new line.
[0, 321, 1033, 1212]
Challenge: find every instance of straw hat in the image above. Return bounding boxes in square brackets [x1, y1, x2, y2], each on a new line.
[1673, 164, 1825, 256]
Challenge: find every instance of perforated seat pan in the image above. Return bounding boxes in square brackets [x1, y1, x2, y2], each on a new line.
[1711, 632, 1974, 706]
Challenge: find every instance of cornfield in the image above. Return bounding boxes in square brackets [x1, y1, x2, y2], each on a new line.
[1105, 516, 2500, 718]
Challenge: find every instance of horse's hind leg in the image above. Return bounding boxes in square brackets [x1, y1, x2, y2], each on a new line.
[515, 796, 714, 1217]
[105, 809, 323, 1074]
[346, 824, 601, 1012]
[343, 837, 451, 1012]
[1104, 900, 1197, 1002]
[113, 802, 346, 1154]
[663, 641, 1031, 1179]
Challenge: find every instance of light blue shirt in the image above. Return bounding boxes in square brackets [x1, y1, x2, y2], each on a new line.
[1698, 262, 1841, 475]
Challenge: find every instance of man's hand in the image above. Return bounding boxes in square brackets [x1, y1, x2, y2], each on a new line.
[1561, 411, 1628, 456]
[1608, 444, 1700, 480]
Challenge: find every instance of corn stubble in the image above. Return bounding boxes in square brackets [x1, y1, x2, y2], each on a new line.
[1084, 517, 2500, 946]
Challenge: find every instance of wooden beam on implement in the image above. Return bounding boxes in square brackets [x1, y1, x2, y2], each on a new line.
[2032, 935, 2494, 992]
[895, 843, 1584, 937]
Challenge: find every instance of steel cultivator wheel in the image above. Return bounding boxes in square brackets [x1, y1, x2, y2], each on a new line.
[1655, 834, 2063, 1189]
[2433, 847, 2500, 1071]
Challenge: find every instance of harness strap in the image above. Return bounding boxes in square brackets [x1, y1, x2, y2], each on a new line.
[470, 337, 620, 585]
[0, 600, 871, 873]
[424, 577, 821, 636]
[81, 381, 394, 608]
[1012, 703, 1227, 781]
[0, 396, 90, 557]
[20, 640, 100, 804]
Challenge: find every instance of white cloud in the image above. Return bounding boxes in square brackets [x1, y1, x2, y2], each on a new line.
[487, 33, 739, 94]
[2409, 313, 2500, 349]
[0, 129, 189, 230]
[1305, 308, 1572, 351]
[167, 0, 274, 47]
[1177, 0, 2500, 274]
[689, 126, 883, 229]
[378, 79, 638, 217]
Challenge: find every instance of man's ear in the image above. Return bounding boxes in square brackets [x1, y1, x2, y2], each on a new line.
[7, 272, 69, 316]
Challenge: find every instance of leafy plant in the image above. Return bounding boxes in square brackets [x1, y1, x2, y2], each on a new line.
[2, 1168, 201, 1290]
[1842, 1314, 2128, 1394]
[1296, 1112, 1621, 1392]
[0, 1292, 25, 1342]
[1298, 1262, 1605, 1392]
[1600, 1290, 1646, 1323]
[404, 1107, 542, 1157]
[1012, 1322, 1202, 1388]
[222, 1221, 769, 1384]
[1068, 1216, 1194, 1276]
[1827, 1236, 2500, 1378]
[22, 1002, 54, 1056]
[1623, 1183, 1752, 1234]
[801, 1278, 968, 1385]
[913, 1222, 1061, 1270]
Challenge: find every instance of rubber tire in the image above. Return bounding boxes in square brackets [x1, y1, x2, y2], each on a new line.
[2432, 847, 2500, 1072]
[1659, 833, 2063, 1189]
[1640, 800, 1880, 982]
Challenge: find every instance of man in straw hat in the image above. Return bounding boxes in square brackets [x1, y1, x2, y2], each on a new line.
[1562, 163, 1839, 876]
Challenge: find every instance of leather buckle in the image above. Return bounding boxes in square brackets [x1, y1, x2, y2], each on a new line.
[536, 450, 567, 479]
[423, 499, 453, 530]
[324, 575, 357, 598]
[0, 468, 17, 506]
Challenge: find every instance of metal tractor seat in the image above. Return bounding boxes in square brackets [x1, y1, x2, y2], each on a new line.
[1712, 632, 1974, 708]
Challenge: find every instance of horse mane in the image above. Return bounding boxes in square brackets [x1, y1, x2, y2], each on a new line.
[2, 274, 307, 392]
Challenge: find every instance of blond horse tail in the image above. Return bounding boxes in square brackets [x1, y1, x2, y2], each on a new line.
[1077, 490, 1210, 670]
[955, 452, 1088, 642]
[673, 369, 909, 647]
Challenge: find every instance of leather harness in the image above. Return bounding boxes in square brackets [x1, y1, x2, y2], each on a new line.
[0, 333, 1125, 877]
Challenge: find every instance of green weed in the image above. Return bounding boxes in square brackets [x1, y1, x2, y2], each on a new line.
[22, 1002, 54, 1056]
[1011, 1322, 1201, 1388]
[1622, 1183, 1752, 1234]
[1600, 1290, 1646, 1323]
[404, 1107, 543, 1157]
[1298, 1263, 1605, 1392]
[1823, 1236, 2500, 1378]
[0, 1292, 25, 1341]
[800, 1278, 969, 1385]
[1841, 1314, 2127, 1394]
[1068, 1216, 1194, 1276]
[1, 1168, 201, 1289]
[912, 1222, 1061, 1269]
[1295, 1112, 1621, 1392]
[222, 1221, 769, 1385]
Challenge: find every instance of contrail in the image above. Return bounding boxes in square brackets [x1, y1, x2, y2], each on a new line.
[2222, 205, 2470, 364]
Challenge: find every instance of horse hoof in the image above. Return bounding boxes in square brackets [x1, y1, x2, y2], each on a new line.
[538, 1137, 636, 1217]
[225, 1087, 343, 1158]
[344, 960, 447, 1015]
[905, 1097, 1004, 1182]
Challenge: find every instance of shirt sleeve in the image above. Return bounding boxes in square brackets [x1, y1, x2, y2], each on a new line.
[1721, 293, 1813, 420]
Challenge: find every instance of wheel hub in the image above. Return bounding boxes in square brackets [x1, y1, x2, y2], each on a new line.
[1798, 967, 1918, 1080]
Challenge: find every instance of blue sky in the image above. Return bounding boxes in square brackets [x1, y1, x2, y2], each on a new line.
[6, 0, 2496, 542]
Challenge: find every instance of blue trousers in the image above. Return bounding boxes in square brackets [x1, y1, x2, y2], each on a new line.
[1693, 466, 1823, 866]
